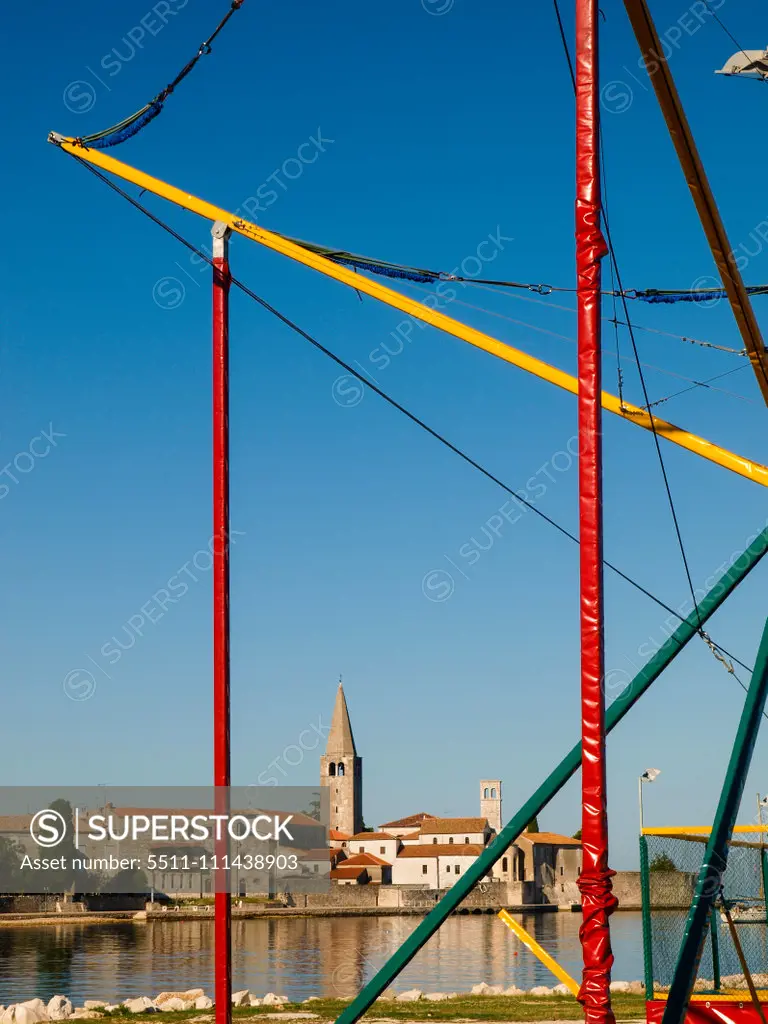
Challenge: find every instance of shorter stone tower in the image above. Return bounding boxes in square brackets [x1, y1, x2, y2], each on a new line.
[480, 779, 502, 834]
[320, 682, 363, 836]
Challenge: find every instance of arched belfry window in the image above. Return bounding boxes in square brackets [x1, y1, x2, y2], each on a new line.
[337, 762, 345, 776]
[483, 788, 489, 799]
[491, 787, 497, 798]
[329, 763, 336, 777]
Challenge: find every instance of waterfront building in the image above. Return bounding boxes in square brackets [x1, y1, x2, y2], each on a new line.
[378, 812, 436, 838]
[328, 828, 352, 850]
[337, 852, 391, 884]
[320, 684, 583, 898]
[417, 817, 493, 846]
[390, 843, 487, 888]
[347, 832, 399, 862]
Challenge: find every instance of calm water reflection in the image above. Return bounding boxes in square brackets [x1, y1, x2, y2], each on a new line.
[0, 913, 646, 1004]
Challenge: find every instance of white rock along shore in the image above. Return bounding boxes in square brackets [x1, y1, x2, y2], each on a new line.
[0, 981, 652, 1021]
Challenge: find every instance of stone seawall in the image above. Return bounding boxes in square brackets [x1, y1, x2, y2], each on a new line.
[0, 895, 83, 914]
[137, 881, 549, 919]
[0, 875, 690, 921]
[298, 880, 533, 912]
[612, 871, 643, 909]
[611, 870, 695, 909]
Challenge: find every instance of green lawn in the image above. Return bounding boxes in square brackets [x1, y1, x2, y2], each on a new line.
[101, 993, 647, 1022]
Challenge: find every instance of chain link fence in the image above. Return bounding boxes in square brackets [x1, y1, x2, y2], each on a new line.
[641, 831, 768, 998]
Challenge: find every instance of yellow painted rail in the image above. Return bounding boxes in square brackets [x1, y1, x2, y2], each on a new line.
[654, 993, 768, 1003]
[50, 135, 768, 489]
[642, 826, 768, 849]
[498, 909, 580, 996]
[642, 826, 768, 835]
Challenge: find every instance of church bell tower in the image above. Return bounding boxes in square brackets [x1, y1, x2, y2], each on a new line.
[480, 779, 502, 834]
[320, 681, 363, 836]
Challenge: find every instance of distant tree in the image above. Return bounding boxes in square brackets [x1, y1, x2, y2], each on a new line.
[43, 799, 80, 892]
[300, 793, 322, 821]
[0, 837, 26, 891]
[650, 853, 677, 872]
[572, 829, 582, 841]
[49, 798, 75, 845]
[45, 798, 100, 893]
[100, 867, 148, 894]
[526, 817, 540, 834]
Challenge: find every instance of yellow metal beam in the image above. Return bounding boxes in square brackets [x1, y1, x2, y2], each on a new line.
[657, 993, 768, 1002]
[498, 909, 580, 996]
[642, 827, 768, 835]
[622, 0, 768, 408]
[640, 833, 762, 850]
[51, 135, 768, 489]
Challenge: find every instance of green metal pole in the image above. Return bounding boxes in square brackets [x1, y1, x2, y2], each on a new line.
[662, 615, 768, 1024]
[709, 907, 721, 993]
[640, 834, 655, 999]
[334, 528, 768, 1024]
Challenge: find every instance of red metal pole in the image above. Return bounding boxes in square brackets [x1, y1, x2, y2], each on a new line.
[574, 3, 617, 1024]
[212, 221, 232, 1024]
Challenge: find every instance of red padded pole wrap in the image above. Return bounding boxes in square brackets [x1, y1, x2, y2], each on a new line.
[574, 3, 616, 1023]
[213, 225, 232, 1024]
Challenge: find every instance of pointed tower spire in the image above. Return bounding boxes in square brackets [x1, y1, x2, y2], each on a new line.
[326, 680, 357, 756]
[320, 680, 363, 836]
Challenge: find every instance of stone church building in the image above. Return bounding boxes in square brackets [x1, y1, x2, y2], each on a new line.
[319, 683, 583, 901]
[320, 682, 363, 837]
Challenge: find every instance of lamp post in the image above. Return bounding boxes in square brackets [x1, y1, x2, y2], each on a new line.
[715, 49, 768, 81]
[757, 793, 768, 830]
[639, 769, 661, 833]
[756, 794, 768, 852]
[758, 796, 768, 915]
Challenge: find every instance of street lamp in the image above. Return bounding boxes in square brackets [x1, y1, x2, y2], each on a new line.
[715, 49, 768, 81]
[639, 769, 661, 833]
[757, 794, 768, 831]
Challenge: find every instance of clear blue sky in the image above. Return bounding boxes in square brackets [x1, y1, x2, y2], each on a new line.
[2, 0, 768, 869]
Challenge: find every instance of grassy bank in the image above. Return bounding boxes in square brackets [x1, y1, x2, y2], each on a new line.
[100, 994, 647, 1022]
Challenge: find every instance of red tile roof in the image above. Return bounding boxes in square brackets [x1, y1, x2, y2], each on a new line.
[419, 817, 488, 835]
[299, 848, 341, 862]
[147, 842, 209, 852]
[396, 844, 484, 859]
[517, 831, 582, 847]
[350, 832, 396, 841]
[0, 815, 33, 832]
[329, 829, 353, 841]
[0, 814, 91, 832]
[329, 866, 367, 880]
[342, 852, 391, 867]
[379, 813, 436, 828]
